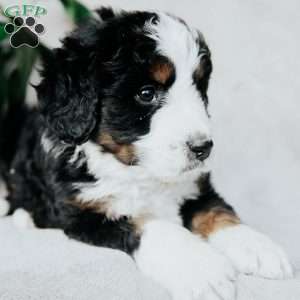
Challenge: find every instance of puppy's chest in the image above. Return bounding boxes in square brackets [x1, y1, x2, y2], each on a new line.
[77, 178, 199, 223]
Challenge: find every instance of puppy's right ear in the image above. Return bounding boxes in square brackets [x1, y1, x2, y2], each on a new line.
[36, 45, 98, 145]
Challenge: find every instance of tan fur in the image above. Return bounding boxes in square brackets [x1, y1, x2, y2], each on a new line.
[150, 60, 174, 84]
[191, 208, 240, 238]
[98, 132, 137, 165]
[69, 196, 152, 233]
[68, 196, 119, 220]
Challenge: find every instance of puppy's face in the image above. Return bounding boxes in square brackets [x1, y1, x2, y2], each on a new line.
[38, 10, 213, 179]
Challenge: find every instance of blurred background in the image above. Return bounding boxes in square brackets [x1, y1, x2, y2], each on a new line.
[0, 0, 299, 268]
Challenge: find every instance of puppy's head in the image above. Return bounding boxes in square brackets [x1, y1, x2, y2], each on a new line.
[37, 8, 213, 179]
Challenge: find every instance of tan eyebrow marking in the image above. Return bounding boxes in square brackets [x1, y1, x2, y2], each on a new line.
[150, 58, 174, 85]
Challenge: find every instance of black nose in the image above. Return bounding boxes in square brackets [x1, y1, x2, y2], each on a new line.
[188, 140, 213, 161]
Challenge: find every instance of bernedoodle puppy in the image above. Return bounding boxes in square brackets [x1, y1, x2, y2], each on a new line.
[0, 7, 293, 300]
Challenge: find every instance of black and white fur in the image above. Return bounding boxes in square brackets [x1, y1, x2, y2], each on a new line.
[0, 8, 292, 300]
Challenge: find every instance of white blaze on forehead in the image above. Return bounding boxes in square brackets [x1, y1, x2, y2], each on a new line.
[146, 13, 200, 75]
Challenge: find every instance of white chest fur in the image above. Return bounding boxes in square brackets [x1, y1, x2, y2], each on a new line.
[74, 142, 201, 222]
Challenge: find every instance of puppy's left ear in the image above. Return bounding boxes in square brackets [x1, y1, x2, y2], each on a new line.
[198, 53, 212, 104]
[36, 35, 99, 145]
[194, 31, 213, 105]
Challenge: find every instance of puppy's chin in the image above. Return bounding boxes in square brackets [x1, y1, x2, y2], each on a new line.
[181, 161, 211, 180]
[136, 160, 209, 183]
[182, 160, 202, 173]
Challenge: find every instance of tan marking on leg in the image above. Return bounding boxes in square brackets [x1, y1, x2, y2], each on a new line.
[191, 208, 240, 238]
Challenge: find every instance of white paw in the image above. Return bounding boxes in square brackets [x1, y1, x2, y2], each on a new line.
[12, 208, 35, 229]
[209, 224, 293, 279]
[0, 198, 10, 217]
[135, 220, 236, 300]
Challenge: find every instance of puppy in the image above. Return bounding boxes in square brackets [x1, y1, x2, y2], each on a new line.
[0, 8, 292, 300]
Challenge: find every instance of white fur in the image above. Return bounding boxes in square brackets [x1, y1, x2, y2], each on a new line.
[0, 198, 10, 217]
[209, 224, 293, 279]
[134, 220, 236, 300]
[41, 132, 67, 157]
[136, 13, 212, 178]
[41, 132, 54, 153]
[12, 208, 35, 229]
[0, 181, 10, 217]
[76, 141, 201, 222]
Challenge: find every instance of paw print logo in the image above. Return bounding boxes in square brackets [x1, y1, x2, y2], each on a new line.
[4, 16, 45, 48]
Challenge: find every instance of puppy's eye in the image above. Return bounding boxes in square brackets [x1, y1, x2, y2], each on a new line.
[136, 85, 157, 104]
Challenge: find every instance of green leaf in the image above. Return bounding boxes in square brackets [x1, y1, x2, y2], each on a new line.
[0, 47, 37, 114]
[0, 43, 50, 116]
[0, 22, 8, 42]
[60, 0, 91, 24]
[0, 3, 10, 42]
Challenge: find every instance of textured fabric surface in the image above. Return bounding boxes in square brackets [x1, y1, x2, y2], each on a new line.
[0, 218, 170, 300]
[0, 218, 299, 300]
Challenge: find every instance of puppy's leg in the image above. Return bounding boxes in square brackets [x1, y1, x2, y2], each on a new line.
[134, 219, 236, 300]
[63, 209, 140, 255]
[180, 173, 293, 279]
[64, 208, 236, 300]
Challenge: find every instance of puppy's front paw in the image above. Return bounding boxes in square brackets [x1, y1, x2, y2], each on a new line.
[135, 220, 236, 300]
[209, 224, 293, 279]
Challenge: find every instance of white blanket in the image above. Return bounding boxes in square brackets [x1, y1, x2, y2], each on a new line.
[0, 218, 299, 300]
